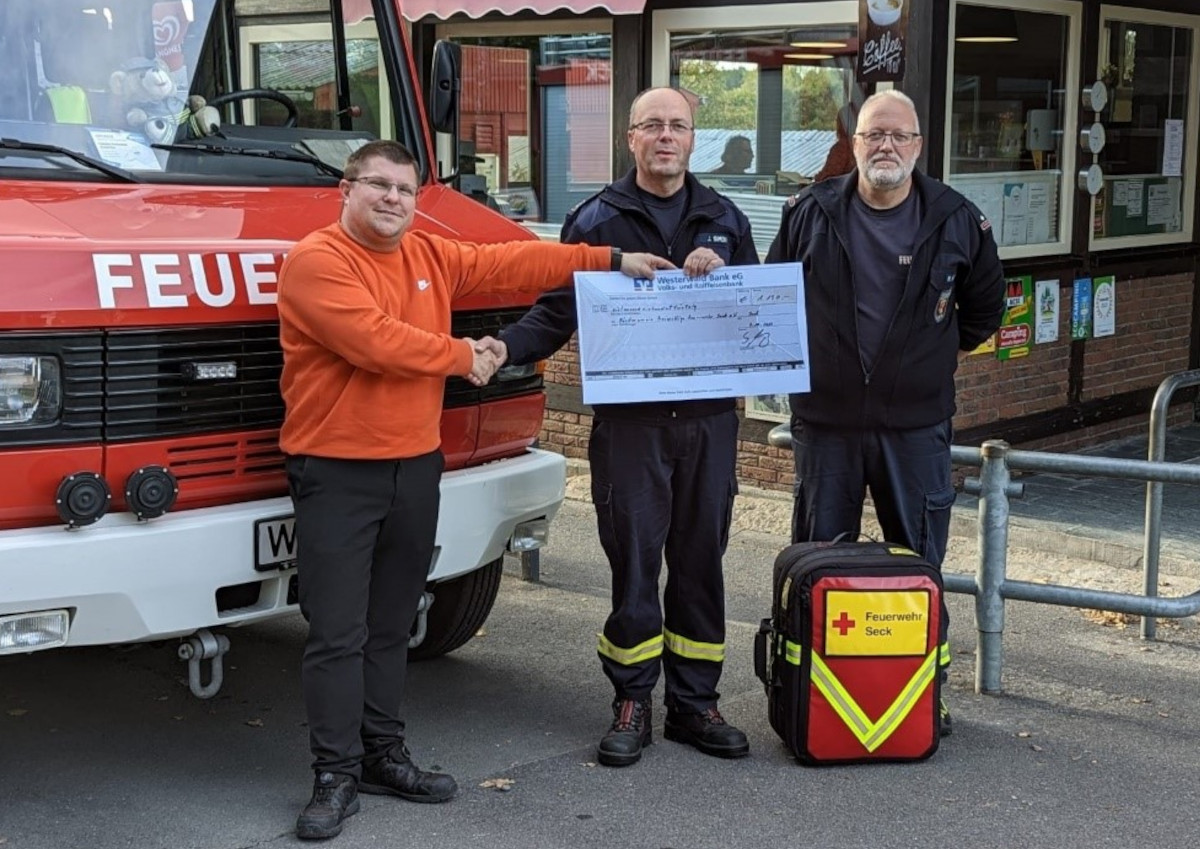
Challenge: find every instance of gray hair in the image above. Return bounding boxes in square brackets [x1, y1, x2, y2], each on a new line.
[859, 90, 921, 134]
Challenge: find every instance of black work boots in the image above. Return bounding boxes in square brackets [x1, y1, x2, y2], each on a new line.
[597, 698, 652, 766]
[664, 707, 750, 758]
[598, 700, 751, 765]
[296, 747, 456, 840]
[359, 744, 458, 803]
[296, 771, 359, 841]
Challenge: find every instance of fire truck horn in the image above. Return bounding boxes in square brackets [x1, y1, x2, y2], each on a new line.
[55, 472, 112, 528]
[124, 466, 179, 521]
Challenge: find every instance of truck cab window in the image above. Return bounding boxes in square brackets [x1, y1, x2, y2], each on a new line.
[0, 0, 416, 185]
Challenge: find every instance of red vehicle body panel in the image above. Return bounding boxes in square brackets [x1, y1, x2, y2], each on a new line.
[0, 179, 547, 529]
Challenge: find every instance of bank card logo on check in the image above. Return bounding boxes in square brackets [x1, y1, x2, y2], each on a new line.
[824, 590, 929, 656]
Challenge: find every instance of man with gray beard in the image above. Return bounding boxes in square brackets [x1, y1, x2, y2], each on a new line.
[766, 90, 1004, 735]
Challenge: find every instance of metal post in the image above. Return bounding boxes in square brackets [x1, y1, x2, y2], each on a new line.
[520, 549, 541, 582]
[975, 439, 1012, 694]
[1142, 397, 1166, 641]
[1139, 370, 1200, 639]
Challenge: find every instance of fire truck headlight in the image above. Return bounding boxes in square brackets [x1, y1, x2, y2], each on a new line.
[0, 355, 62, 427]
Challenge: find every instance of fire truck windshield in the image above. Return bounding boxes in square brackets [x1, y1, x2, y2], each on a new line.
[0, 0, 411, 187]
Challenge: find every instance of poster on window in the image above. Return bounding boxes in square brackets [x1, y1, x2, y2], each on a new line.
[857, 0, 909, 84]
[1092, 275, 1116, 338]
[1071, 278, 1093, 340]
[1034, 279, 1060, 344]
[997, 275, 1032, 360]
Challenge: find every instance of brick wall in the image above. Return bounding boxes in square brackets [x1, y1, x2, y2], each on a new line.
[532, 271, 1196, 493]
[1081, 273, 1192, 401]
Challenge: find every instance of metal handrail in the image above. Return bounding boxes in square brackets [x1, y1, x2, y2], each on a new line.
[1141, 369, 1200, 639]
[766, 421, 1200, 694]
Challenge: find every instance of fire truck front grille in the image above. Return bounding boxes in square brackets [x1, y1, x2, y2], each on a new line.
[166, 432, 285, 481]
[7, 308, 542, 447]
[104, 325, 284, 441]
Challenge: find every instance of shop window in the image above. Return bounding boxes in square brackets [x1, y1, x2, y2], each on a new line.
[654, 2, 858, 421]
[946, 1, 1080, 259]
[1090, 9, 1199, 249]
[436, 23, 613, 236]
[663, 18, 862, 256]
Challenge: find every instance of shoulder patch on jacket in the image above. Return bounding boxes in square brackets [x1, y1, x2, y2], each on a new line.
[786, 193, 803, 208]
[978, 212, 992, 232]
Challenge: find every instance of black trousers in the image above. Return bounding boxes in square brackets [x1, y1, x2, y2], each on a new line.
[589, 411, 739, 713]
[286, 452, 443, 779]
[789, 419, 954, 652]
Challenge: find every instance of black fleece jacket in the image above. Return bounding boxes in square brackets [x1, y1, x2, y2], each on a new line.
[500, 170, 759, 421]
[766, 170, 1005, 430]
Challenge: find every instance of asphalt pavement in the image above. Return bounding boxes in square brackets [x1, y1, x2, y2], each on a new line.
[4, 456, 1200, 849]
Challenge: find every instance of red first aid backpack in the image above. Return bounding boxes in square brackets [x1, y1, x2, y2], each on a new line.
[754, 539, 943, 765]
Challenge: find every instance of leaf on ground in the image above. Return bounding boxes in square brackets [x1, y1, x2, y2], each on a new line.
[1030, 744, 1044, 752]
[1080, 609, 1136, 628]
[480, 777, 515, 791]
[6, 709, 27, 717]
[1016, 730, 1032, 738]
[245, 718, 265, 728]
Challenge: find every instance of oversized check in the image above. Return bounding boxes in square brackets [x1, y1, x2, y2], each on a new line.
[574, 262, 809, 405]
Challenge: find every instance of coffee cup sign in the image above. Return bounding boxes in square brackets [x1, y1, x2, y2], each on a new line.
[858, 0, 908, 83]
[868, 0, 902, 28]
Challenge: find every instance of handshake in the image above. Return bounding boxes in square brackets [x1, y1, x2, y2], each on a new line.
[463, 336, 509, 387]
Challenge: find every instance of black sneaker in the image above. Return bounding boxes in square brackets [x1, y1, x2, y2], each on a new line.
[597, 698, 652, 767]
[296, 771, 359, 841]
[360, 744, 457, 803]
[939, 698, 954, 737]
[664, 707, 750, 759]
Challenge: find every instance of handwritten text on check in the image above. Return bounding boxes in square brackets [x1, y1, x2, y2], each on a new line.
[574, 263, 810, 405]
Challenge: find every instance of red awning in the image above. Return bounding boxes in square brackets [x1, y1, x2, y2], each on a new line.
[400, 0, 646, 21]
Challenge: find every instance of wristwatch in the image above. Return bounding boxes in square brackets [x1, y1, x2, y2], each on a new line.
[610, 247, 623, 271]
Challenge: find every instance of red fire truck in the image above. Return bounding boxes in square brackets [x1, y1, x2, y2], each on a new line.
[0, 0, 564, 696]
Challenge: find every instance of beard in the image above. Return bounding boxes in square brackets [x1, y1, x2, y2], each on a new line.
[863, 155, 914, 189]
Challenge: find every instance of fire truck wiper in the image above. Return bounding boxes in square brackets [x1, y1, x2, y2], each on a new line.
[0, 138, 141, 182]
[151, 142, 344, 179]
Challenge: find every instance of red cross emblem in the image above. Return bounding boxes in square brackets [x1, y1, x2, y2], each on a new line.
[832, 612, 856, 636]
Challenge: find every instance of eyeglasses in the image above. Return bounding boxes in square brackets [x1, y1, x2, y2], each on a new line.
[630, 120, 694, 136]
[350, 177, 418, 199]
[855, 131, 921, 148]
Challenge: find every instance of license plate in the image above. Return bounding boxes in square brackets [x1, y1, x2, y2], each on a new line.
[255, 515, 297, 571]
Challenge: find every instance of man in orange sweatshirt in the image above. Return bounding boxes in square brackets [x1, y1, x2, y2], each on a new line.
[278, 139, 671, 841]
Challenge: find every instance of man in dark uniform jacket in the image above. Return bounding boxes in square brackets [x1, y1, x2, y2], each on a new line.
[480, 87, 759, 766]
[767, 90, 1005, 735]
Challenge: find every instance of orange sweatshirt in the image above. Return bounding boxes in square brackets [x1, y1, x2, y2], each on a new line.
[278, 223, 610, 459]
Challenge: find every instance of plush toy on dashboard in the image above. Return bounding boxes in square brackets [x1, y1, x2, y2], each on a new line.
[109, 57, 219, 143]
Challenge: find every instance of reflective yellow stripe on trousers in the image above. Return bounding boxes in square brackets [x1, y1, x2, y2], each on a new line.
[785, 641, 938, 752]
[597, 633, 663, 666]
[663, 627, 725, 662]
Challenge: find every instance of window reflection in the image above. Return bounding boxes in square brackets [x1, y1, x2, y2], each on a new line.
[948, 4, 1072, 252]
[1092, 17, 1194, 241]
[669, 25, 863, 255]
[453, 33, 612, 231]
